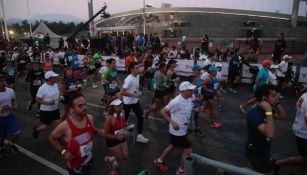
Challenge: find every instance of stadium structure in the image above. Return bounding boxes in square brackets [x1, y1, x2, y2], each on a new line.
[94, 6, 307, 38]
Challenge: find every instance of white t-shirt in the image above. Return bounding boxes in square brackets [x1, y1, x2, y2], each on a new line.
[36, 83, 60, 111]
[269, 71, 278, 86]
[203, 59, 212, 67]
[166, 94, 193, 136]
[292, 93, 307, 139]
[53, 52, 62, 65]
[123, 74, 140, 104]
[0, 88, 15, 116]
[277, 60, 288, 77]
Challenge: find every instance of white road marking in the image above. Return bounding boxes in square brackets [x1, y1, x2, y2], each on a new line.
[5, 140, 69, 175]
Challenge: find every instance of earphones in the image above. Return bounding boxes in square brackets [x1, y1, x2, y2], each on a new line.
[113, 112, 124, 118]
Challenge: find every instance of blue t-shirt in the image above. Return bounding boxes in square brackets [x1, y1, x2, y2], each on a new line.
[246, 105, 271, 155]
[253, 68, 269, 92]
[70, 55, 79, 70]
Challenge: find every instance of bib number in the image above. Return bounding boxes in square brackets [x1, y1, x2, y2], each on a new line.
[33, 80, 42, 86]
[80, 142, 93, 157]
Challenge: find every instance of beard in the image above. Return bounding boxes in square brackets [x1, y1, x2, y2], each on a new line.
[75, 109, 87, 117]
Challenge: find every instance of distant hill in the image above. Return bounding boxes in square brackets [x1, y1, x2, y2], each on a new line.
[7, 13, 84, 25]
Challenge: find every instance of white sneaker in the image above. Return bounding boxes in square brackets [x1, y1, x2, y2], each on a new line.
[136, 134, 149, 143]
[92, 84, 98, 89]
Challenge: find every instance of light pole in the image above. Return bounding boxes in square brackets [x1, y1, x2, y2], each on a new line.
[143, 0, 145, 35]
[0, 0, 9, 41]
[0, 18, 4, 39]
[26, 0, 32, 35]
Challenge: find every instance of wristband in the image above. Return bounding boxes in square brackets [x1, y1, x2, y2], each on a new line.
[60, 149, 67, 156]
[265, 112, 273, 116]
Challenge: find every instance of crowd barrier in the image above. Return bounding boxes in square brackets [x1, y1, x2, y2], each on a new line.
[77, 55, 307, 83]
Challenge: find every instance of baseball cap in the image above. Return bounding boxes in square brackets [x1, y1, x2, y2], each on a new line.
[110, 99, 123, 106]
[282, 55, 292, 60]
[208, 66, 218, 73]
[179, 81, 196, 91]
[270, 65, 279, 69]
[192, 64, 202, 71]
[45, 71, 58, 79]
[262, 59, 273, 67]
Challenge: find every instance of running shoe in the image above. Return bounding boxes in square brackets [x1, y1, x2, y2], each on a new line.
[210, 122, 221, 128]
[7, 143, 19, 154]
[153, 159, 169, 172]
[104, 156, 115, 169]
[136, 134, 149, 143]
[239, 104, 246, 114]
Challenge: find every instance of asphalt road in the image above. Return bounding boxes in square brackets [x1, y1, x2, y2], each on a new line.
[0, 73, 304, 175]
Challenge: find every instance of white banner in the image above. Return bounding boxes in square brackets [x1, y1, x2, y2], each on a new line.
[299, 67, 307, 83]
[174, 59, 194, 76]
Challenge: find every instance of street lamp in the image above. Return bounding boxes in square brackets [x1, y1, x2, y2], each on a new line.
[143, 0, 152, 35]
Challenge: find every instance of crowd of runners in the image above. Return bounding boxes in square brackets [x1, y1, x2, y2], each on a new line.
[0, 32, 306, 175]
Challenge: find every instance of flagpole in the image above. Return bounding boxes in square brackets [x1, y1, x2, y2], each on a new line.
[27, 0, 32, 35]
[0, 0, 9, 41]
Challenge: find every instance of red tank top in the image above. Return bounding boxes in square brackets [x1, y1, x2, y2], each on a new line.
[65, 116, 94, 169]
[109, 116, 126, 135]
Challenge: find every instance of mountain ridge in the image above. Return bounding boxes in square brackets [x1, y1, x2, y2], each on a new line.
[7, 13, 85, 24]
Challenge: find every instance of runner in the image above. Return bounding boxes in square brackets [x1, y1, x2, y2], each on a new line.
[32, 71, 60, 139]
[274, 89, 307, 174]
[144, 62, 168, 118]
[202, 66, 221, 128]
[121, 62, 149, 143]
[0, 74, 20, 157]
[153, 81, 196, 175]
[42, 53, 53, 73]
[49, 93, 95, 175]
[245, 85, 286, 174]
[166, 59, 179, 100]
[102, 58, 120, 106]
[240, 59, 273, 113]
[60, 67, 83, 118]
[25, 61, 44, 117]
[99, 99, 129, 175]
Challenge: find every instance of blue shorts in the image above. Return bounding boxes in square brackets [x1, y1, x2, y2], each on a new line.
[0, 113, 21, 139]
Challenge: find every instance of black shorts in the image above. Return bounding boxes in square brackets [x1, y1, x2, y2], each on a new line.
[154, 89, 166, 99]
[170, 134, 191, 149]
[245, 144, 273, 173]
[296, 136, 307, 159]
[17, 64, 26, 71]
[167, 85, 176, 94]
[40, 110, 60, 125]
[86, 69, 96, 75]
[106, 138, 126, 148]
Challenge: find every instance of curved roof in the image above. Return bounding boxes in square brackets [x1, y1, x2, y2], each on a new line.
[95, 7, 307, 26]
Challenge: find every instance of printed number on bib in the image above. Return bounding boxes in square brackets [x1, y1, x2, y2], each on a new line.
[80, 142, 93, 157]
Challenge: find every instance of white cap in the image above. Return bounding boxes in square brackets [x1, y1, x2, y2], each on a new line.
[282, 55, 292, 60]
[270, 64, 279, 69]
[45, 71, 58, 79]
[179, 81, 196, 91]
[215, 63, 223, 68]
[110, 99, 123, 106]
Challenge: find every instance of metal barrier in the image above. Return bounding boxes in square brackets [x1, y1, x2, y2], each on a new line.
[184, 153, 264, 175]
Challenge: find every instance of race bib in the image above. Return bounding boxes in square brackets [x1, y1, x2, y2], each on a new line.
[89, 66, 95, 70]
[74, 61, 78, 65]
[33, 80, 42, 86]
[109, 83, 118, 89]
[69, 85, 77, 90]
[20, 60, 26, 63]
[80, 142, 93, 157]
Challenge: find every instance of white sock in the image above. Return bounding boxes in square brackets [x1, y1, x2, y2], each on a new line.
[157, 158, 163, 163]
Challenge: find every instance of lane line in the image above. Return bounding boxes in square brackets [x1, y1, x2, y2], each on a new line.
[5, 140, 68, 175]
[87, 103, 164, 122]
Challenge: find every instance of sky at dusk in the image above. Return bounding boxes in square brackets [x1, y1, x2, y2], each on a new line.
[1, 0, 307, 21]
